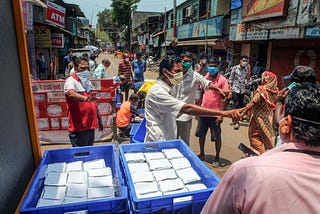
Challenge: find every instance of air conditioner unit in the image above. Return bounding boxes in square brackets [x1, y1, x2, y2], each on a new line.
[186, 6, 194, 18]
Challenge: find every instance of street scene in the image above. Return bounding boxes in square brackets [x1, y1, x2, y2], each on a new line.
[1, 0, 320, 213]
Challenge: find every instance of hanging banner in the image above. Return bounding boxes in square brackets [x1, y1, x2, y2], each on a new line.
[22, 1, 33, 31]
[46, 1, 65, 28]
[242, 0, 289, 22]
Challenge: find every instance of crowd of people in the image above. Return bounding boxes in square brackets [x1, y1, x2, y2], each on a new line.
[61, 47, 319, 212]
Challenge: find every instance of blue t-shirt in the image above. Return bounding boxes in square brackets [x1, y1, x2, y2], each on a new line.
[132, 60, 146, 82]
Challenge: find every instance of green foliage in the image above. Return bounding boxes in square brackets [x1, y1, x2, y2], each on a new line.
[96, 30, 110, 43]
[110, 0, 140, 46]
[97, 9, 119, 46]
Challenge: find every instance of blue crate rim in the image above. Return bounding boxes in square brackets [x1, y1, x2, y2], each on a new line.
[118, 140, 220, 203]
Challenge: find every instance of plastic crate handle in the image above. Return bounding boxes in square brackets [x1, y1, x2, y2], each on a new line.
[73, 151, 90, 157]
[173, 195, 193, 204]
[144, 144, 159, 150]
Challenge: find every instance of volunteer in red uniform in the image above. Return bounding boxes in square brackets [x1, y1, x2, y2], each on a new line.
[116, 94, 144, 137]
[64, 57, 103, 147]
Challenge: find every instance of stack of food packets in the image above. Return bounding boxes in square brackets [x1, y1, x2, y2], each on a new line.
[124, 148, 207, 199]
[37, 159, 115, 207]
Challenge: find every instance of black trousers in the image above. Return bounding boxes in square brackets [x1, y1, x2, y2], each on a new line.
[69, 129, 94, 147]
[232, 92, 245, 109]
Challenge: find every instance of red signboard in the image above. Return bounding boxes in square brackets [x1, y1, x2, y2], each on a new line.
[242, 0, 289, 22]
[51, 34, 64, 48]
[46, 1, 65, 28]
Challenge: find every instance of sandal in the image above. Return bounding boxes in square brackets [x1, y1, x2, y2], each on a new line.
[212, 161, 226, 168]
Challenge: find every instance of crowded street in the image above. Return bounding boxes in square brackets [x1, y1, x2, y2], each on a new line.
[1, 0, 320, 213]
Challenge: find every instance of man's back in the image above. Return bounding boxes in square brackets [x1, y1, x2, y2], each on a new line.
[202, 142, 320, 213]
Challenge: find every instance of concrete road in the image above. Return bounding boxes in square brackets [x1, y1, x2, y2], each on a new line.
[96, 52, 250, 178]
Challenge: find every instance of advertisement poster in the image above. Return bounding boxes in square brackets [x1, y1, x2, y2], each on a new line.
[242, 0, 288, 22]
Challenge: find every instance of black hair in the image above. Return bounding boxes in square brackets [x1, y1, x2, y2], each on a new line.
[158, 54, 181, 79]
[129, 93, 139, 102]
[240, 54, 249, 60]
[181, 52, 193, 61]
[90, 54, 96, 60]
[137, 91, 146, 99]
[208, 57, 219, 65]
[136, 52, 142, 57]
[102, 59, 110, 65]
[82, 53, 88, 58]
[67, 48, 73, 54]
[284, 83, 320, 146]
[73, 57, 89, 68]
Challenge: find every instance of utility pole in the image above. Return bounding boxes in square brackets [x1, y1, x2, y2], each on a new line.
[164, 6, 167, 54]
[205, 1, 209, 53]
[173, 0, 176, 38]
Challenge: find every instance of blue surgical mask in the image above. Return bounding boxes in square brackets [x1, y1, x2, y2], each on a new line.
[208, 66, 219, 76]
[76, 71, 91, 92]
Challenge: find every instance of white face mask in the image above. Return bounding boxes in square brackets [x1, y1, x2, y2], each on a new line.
[167, 70, 183, 86]
[241, 61, 248, 67]
[76, 71, 91, 92]
[201, 59, 207, 64]
[125, 58, 130, 62]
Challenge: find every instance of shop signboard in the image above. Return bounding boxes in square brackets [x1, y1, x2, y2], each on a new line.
[296, 0, 313, 25]
[304, 27, 320, 38]
[269, 27, 300, 39]
[46, 1, 65, 28]
[22, 1, 33, 31]
[242, 0, 289, 22]
[34, 25, 52, 48]
[191, 16, 223, 38]
[178, 24, 192, 39]
[230, 24, 268, 41]
[51, 34, 64, 48]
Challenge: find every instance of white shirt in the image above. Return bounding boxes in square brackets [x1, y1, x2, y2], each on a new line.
[145, 79, 185, 142]
[174, 69, 211, 121]
[64, 75, 94, 93]
[89, 60, 96, 77]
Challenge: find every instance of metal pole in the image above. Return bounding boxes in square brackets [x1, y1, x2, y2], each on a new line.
[173, 0, 177, 38]
[205, 3, 209, 53]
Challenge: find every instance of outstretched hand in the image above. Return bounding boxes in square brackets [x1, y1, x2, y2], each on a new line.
[225, 107, 246, 120]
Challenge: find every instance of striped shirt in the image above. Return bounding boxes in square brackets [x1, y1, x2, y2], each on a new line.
[118, 60, 132, 82]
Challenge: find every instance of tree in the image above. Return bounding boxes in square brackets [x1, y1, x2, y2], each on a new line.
[97, 9, 119, 47]
[110, 0, 140, 49]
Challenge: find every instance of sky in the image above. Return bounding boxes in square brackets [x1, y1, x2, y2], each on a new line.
[64, 0, 185, 27]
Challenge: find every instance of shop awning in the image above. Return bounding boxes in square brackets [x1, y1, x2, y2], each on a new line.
[176, 39, 219, 46]
[34, 20, 74, 36]
[23, 0, 47, 8]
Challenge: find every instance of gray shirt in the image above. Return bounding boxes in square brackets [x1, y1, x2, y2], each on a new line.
[228, 64, 248, 94]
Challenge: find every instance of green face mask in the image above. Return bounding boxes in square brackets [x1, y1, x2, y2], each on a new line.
[182, 61, 192, 71]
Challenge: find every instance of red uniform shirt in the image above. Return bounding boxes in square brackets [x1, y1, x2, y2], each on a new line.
[65, 74, 98, 131]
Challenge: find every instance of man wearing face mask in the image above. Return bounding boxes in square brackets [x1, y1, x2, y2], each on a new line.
[195, 58, 229, 167]
[118, 53, 133, 102]
[116, 94, 144, 137]
[228, 54, 250, 129]
[93, 59, 110, 79]
[201, 83, 320, 213]
[145, 54, 243, 142]
[175, 52, 226, 146]
[64, 57, 103, 147]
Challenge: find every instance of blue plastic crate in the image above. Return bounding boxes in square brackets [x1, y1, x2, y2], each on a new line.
[137, 109, 144, 115]
[119, 140, 221, 214]
[20, 145, 128, 214]
[131, 118, 146, 144]
[130, 124, 140, 143]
